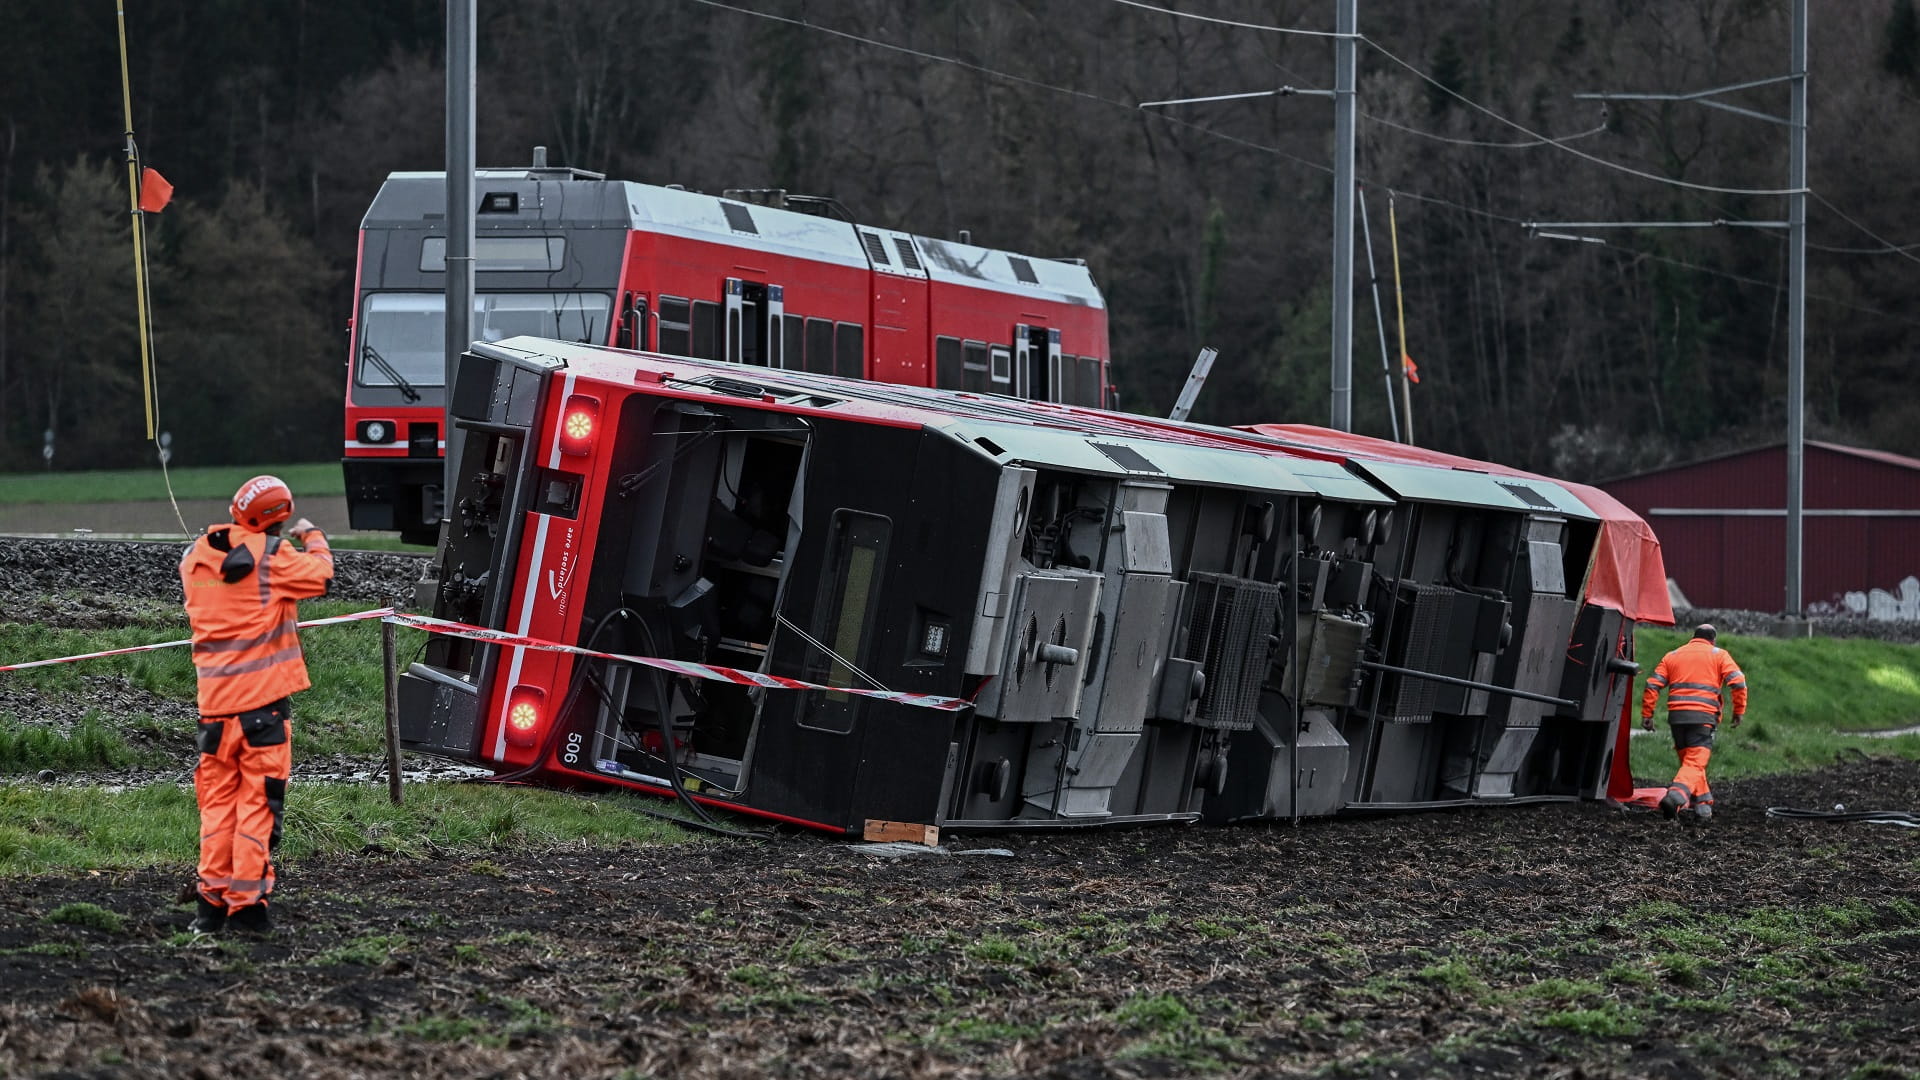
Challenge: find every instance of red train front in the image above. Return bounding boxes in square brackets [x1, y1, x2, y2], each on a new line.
[341, 153, 1110, 543]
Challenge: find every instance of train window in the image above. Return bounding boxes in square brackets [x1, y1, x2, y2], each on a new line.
[1078, 356, 1103, 406]
[691, 301, 720, 360]
[805, 318, 834, 375]
[989, 345, 1012, 388]
[962, 341, 989, 393]
[834, 323, 864, 379]
[358, 292, 614, 390]
[728, 305, 745, 364]
[935, 337, 963, 389]
[1058, 355, 1079, 406]
[800, 510, 891, 735]
[782, 314, 804, 370]
[658, 296, 692, 357]
[419, 235, 565, 272]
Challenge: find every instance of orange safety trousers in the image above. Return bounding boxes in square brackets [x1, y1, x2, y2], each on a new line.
[1669, 745, 1713, 806]
[195, 699, 291, 912]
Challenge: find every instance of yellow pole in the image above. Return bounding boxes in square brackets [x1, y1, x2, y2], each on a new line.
[116, 1, 157, 440]
[1388, 192, 1414, 445]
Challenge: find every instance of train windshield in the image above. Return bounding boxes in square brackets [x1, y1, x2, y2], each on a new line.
[357, 292, 613, 389]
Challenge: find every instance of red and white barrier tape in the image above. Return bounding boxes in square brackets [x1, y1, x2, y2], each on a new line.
[384, 612, 972, 713]
[1, 606, 970, 714]
[0, 607, 397, 672]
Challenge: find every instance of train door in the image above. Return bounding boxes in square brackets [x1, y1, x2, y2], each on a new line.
[618, 292, 650, 350]
[723, 277, 787, 367]
[1013, 324, 1062, 402]
[860, 229, 930, 385]
[1014, 324, 1032, 399]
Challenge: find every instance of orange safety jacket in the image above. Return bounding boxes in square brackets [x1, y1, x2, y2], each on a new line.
[179, 524, 335, 717]
[1641, 637, 1747, 725]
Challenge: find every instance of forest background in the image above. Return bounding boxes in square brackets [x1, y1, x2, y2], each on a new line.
[0, 0, 1915, 478]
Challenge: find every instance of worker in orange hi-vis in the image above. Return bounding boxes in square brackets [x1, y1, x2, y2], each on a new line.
[1640, 623, 1747, 822]
[178, 476, 334, 934]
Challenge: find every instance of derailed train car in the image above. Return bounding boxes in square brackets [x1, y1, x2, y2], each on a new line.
[397, 336, 1672, 832]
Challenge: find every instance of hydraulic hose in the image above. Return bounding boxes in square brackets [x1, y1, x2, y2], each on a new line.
[1764, 806, 1919, 827]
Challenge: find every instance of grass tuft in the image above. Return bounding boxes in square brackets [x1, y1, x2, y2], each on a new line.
[41, 901, 126, 933]
[316, 933, 406, 967]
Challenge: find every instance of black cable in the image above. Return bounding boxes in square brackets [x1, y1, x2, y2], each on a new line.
[629, 614, 766, 839]
[1765, 807, 1920, 826]
[483, 605, 764, 839]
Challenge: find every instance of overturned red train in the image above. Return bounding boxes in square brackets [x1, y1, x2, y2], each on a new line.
[396, 336, 1671, 833]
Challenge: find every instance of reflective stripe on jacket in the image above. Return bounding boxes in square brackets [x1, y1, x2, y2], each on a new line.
[1641, 638, 1747, 724]
[180, 524, 334, 716]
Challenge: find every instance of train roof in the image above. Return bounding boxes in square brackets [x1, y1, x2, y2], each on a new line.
[363, 171, 1104, 309]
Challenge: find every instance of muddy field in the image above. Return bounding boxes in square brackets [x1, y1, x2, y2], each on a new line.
[1, 538, 1918, 1078]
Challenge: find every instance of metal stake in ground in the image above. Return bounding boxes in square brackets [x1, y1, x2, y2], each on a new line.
[382, 618, 404, 805]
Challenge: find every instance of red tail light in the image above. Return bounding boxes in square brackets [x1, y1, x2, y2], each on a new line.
[504, 685, 547, 746]
[558, 395, 600, 456]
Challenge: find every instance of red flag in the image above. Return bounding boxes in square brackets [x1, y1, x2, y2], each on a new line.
[1401, 353, 1421, 385]
[138, 167, 173, 214]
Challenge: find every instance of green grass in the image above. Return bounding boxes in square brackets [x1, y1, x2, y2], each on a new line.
[0, 782, 699, 875]
[316, 933, 407, 967]
[0, 463, 345, 505]
[41, 901, 126, 933]
[1631, 627, 1920, 781]
[0, 599, 397, 768]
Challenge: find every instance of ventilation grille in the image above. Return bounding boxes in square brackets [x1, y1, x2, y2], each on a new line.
[720, 202, 759, 234]
[860, 231, 892, 265]
[1009, 256, 1039, 284]
[1379, 583, 1456, 721]
[1182, 573, 1282, 731]
[894, 237, 923, 271]
[1088, 441, 1164, 474]
[1497, 481, 1556, 509]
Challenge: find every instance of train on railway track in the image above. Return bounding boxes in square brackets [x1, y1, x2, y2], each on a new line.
[341, 151, 1111, 544]
[393, 335, 1673, 833]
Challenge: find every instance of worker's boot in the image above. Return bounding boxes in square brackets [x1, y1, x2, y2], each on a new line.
[1692, 794, 1715, 823]
[189, 897, 226, 935]
[1659, 787, 1687, 820]
[226, 902, 273, 936]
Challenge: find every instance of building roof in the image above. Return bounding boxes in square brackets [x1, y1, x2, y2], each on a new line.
[1602, 439, 1920, 484]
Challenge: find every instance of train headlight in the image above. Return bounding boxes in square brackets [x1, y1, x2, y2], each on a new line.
[356, 419, 396, 445]
[557, 395, 600, 456]
[504, 685, 547, 746]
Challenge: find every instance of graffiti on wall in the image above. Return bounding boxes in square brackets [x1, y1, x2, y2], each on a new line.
[1842, 576, 1920, 622]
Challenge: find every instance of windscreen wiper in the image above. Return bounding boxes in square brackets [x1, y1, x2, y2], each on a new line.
[362, 344, 422, 403]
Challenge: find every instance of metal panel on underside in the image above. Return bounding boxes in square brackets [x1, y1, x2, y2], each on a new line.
[952, 421, 1314, 495]
[1349, 461, 1596, 520]
[1280, 457, 1395, 506]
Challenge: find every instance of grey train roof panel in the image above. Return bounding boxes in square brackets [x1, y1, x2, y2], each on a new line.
[943, 419, 1313, 494]
[360, 171, 1105, 308]
[1349, 460, 1597, 520]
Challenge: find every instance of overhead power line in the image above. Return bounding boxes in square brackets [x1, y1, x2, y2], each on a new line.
[1103, 0, 1350, 38]
[1361, 37, 1806, 197]
[676, 0, 1918, 326]
[1364, 112, 1610, 149]
[1808, 191, 1920, 264]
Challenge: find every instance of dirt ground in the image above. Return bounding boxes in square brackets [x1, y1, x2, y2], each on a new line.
[2, 758, 1916, 1079]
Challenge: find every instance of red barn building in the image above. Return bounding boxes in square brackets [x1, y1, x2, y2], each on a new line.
[1603, 441, 1920, 613]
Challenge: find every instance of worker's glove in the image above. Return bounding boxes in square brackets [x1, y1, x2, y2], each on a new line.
[1730, 713, 1743, 729]
[1641, 715, 1655, 732]
[288, 517, 321, 543]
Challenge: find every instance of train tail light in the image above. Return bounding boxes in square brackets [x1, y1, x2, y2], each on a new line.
[558, 395, 600, 456]
[504, 685, 547, 746]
